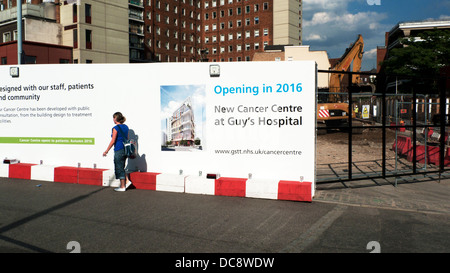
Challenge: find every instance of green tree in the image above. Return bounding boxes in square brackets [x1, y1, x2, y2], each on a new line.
[382, 29, 450, 77]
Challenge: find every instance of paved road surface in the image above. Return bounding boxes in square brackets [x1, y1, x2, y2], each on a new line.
[1, 176, 449, 257]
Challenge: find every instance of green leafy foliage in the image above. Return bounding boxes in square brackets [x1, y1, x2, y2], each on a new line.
[382, 29, 450, 77]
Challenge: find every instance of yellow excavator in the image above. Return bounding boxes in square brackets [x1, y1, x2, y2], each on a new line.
[317, 34, 364, 134]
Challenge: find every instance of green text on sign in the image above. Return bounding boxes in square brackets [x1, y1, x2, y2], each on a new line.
[0, 137, 95, 145]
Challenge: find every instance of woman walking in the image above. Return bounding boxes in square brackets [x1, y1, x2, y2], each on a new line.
[103, 112, 131, 192]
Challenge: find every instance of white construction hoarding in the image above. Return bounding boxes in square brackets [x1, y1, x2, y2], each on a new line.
[0, 61, 316, 192]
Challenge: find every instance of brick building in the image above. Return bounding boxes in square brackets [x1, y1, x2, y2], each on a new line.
[145, 0, 201, 62]
[145, 0, 302, 62]
[1, 0, 302, 64]
[0, 1, 73, 64]
[0, 0, 128, 64]
[0, 40, 72, 64]
[59, 0, 129, 63]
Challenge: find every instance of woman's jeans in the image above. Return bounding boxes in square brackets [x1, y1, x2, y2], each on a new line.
[114, 149, 127, 180]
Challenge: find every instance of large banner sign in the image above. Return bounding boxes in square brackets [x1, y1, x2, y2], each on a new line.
[0, 61, 316, 186]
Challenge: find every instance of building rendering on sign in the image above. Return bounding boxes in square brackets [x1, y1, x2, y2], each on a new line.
[0, 0, 302, 64]
[169, 97, 195, 146]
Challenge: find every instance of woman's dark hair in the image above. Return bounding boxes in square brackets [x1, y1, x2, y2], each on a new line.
[113, 112, 126, 124]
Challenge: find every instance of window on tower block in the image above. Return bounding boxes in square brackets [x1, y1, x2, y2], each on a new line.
[85, 4, 91, 24]
[73, 4, 77, 23]
[86, 29, 92, 49]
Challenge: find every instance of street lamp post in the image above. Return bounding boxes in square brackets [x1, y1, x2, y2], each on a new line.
[17, 0, 23, 64]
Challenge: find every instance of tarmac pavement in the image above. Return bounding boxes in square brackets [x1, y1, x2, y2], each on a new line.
[315, 174, 450, 215]
[0, 174, 449, 256]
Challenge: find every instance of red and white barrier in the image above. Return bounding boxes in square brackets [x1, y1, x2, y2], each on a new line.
[407, 145, 426, 163]
[278, 180, 312, 202]
[392, 135, 412, 155]
[9, 163, 37, 180]
[78, 168, 109, 186]
[31, 164, 57, 182]
[185, 175, 215, 195]
[215, 177, 247, 197]
[245, 179, 279, 200]
[54, 166, 79, 184]
[102, 170, 118, 187]
[129, 172, 159, 190]
[156, 173, 186, 193]
[0, 163, 313, 202]
[393, 136, 450, 167]
[0, 163, 10, 178]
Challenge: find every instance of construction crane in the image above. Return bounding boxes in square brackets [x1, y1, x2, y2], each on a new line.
[317, 34, 364, 134]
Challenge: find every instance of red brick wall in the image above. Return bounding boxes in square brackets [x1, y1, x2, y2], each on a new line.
[0, 41, 72, 64]
[145, 0, 274, 62]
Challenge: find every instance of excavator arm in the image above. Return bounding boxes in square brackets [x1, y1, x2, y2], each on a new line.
[317, 35, 364, 134]
[329, 34, 364, 101]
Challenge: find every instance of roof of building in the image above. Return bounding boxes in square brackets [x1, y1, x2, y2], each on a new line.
[389, 18, 450, 34]
[263, 44, 293, 52]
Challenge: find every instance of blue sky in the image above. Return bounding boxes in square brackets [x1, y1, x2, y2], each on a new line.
[302, 0, 450, 70]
